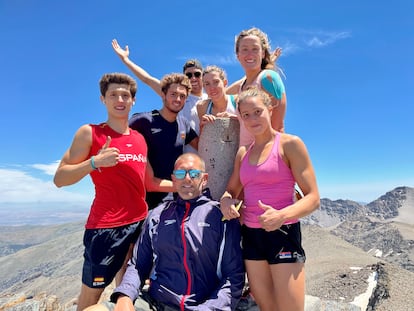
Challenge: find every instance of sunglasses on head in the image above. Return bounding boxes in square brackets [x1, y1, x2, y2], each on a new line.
[185, 72, 202, 79]
[173, 169, 203, 180]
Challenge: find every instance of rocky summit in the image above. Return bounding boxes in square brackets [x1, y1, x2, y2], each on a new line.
[0, 186, 413, 311]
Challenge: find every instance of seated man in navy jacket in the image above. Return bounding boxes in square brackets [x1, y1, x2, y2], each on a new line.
[85, 153, 244, 311]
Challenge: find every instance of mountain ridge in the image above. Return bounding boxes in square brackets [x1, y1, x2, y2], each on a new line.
[1, 186, 413, 310]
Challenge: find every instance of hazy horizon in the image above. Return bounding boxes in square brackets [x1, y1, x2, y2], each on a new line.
[1, 185, 410, 226]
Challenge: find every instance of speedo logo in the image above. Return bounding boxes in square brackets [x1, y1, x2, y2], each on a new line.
[151, 128, 162, 134]
[198, 222, 210, 227]
[118, 153, 147, 162]
[164, 219, 176, 226]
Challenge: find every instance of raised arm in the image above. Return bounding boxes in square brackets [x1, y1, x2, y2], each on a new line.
[270, 47, 282, 65]
[112, 39, 162, 97]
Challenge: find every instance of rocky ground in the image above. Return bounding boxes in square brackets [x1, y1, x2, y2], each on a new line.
[2, 224, 414, 311]
[1, 186, 413, 310]
[304, 225, 414, 311]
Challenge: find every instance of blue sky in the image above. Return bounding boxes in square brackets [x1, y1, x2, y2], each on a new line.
[0, 1, 413, 224]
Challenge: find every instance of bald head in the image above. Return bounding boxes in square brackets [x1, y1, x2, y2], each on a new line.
[174, 153, 205, 171]
[172, 153, 208, 200]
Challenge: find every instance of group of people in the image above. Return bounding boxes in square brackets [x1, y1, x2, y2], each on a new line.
[54, 27, 320, 311]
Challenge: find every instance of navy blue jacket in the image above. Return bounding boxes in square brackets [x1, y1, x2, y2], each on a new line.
[111, 190, 244, 310]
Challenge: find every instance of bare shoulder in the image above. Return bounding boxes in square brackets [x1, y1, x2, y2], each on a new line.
[236, 144, 249, 160]
[279, 132, 305, 151]
[196, 99, 210, 116]
[280, 132, 301, 142]
[73, 124, 93, 144]
[77, 124, 92, 135]
[196, 98, 209, 108]
[226, 78, 243, 95]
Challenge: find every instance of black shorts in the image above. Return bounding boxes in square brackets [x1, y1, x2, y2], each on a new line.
[241, 223, 306, 264]
[82, 221, 143, 288]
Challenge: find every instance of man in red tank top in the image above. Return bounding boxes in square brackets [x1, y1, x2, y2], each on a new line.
[54, 73, 174, 311]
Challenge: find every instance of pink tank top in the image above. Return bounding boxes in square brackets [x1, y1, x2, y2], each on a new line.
[239, 133, 297, 228]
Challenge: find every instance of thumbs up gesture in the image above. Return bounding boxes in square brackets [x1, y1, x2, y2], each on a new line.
[102, 136, 112, 150]
[257, 200, 284, 232]
[95, 136, 120, 168]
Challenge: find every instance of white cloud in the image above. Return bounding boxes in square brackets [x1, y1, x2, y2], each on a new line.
[280, 41, 300, 55]
[0, 167, 91, 203]
[177, 29, 351, 67]
[304, 31, 351, 48]
[307, 37, 325, 47]
[271, 29, 351, 54]
[31, 160, 60, 176]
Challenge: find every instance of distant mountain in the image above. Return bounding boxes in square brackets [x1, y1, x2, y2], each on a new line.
[303, 186, 414, 272]
[0, 186, 413, 310]
[0, 222, 84, 305]
[0, 222, 84, 257]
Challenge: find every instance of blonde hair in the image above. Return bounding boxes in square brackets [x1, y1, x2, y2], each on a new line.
[202, 65, 227, 81]
[237, 86, 272, 112]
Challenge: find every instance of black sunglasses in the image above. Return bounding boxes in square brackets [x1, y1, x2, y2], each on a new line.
[185, 72, 202, 79]
[173, 169, 203, 180]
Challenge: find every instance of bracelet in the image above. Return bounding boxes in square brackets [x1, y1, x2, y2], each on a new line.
[90, 156, 98, 170]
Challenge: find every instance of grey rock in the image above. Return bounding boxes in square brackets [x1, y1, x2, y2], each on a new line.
[0, 186, 413, 311]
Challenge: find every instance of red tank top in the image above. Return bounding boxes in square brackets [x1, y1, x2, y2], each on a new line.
[86, 123, 148, 229]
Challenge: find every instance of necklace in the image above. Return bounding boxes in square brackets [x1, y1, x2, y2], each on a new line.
[241, 70, 262, 91]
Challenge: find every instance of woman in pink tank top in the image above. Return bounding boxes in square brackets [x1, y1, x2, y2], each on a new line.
[220, 88, 320, 311]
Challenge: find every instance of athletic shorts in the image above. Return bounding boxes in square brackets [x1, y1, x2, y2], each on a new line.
[82, 221, 143, 288]
[241, 222, 306, 264]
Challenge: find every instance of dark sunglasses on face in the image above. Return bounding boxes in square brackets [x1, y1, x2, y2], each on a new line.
[173, 169, 203, 180]
[185, 71, 202, 79]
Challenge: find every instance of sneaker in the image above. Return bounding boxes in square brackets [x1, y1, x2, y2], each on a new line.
[235, 287, 257, 311]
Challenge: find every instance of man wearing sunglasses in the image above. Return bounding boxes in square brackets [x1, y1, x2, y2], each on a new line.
[112, 40, 207, 154]
[85, 153, 244, 311]
[180, 59, 207, 153]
